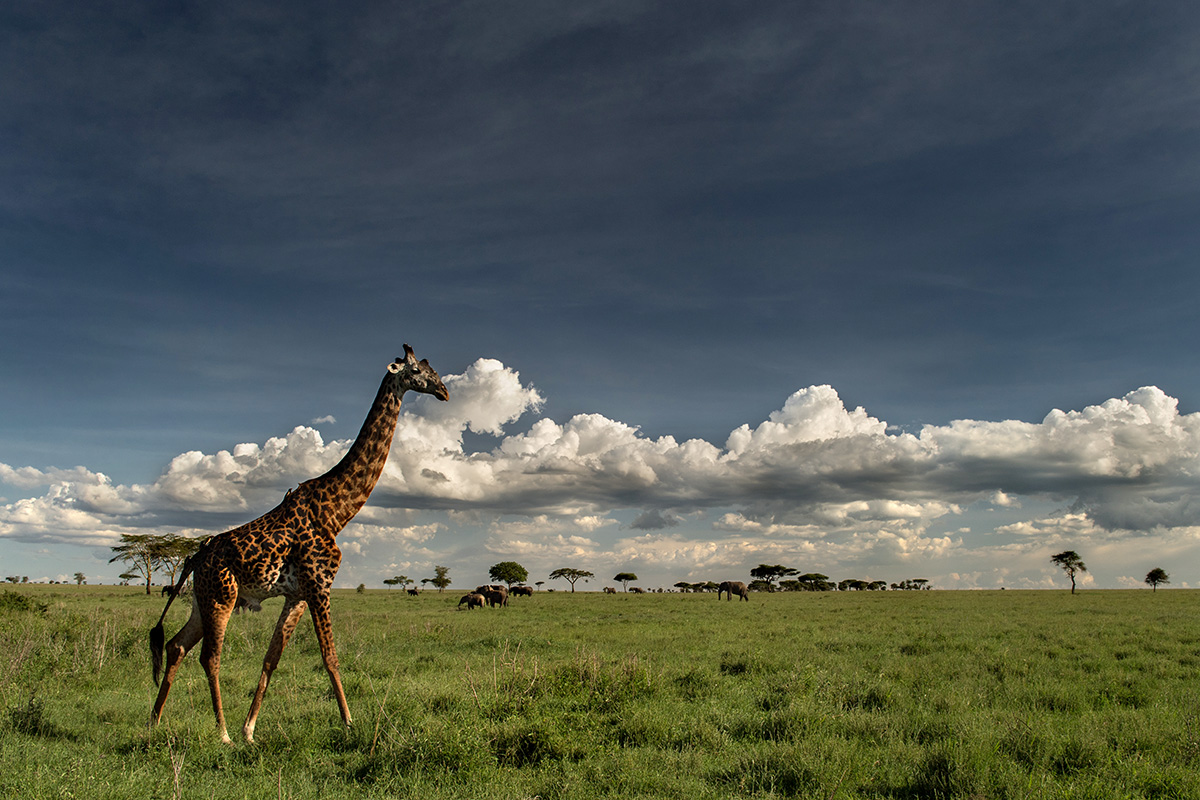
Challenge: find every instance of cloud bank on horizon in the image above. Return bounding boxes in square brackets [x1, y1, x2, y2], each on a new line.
[2, 358, 1197, 589]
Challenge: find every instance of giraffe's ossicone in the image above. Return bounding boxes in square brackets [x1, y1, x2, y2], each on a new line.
[149, 345, 449, 743]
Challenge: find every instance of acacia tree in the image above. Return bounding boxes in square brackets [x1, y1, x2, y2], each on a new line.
[613, 572, 637, 592]
[1145, 567, 1170, 592]
[423, 565, 451, 593]
[109, 533, 160, 594]
[109, 533, 204, 594]
[74, 572, 86, 586]
[749, 564, 798, 592]
[155, 534, 206, 589]
[796, 573, 833, 591]
[1050, 550, 1087, 594]
[383, 575, 410, 589]
[489, 561, 529, 587]
[894, 578, 931, 591]
[549, 567, 594, 593]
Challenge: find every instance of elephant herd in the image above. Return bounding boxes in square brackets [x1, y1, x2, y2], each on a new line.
[458, 584, 535, 609]
[455, 580, 753, 608]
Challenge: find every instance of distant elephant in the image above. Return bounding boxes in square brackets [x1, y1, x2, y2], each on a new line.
[630, 587, 646, 594]
[603, 587, 617, 594]
[718, 580, 749, 601]
[406, 587, 419, 596]
[458, 592, 484, 610]
[233, 594, 262, 615]
[510, 585, 534, 597]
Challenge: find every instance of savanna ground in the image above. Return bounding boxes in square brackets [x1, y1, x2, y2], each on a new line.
[2, 584, 1198, 799]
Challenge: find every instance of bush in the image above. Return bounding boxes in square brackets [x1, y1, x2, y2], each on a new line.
[0, 591, 48, 614]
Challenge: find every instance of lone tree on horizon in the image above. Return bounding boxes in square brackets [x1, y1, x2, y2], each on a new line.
[1050, 550, 1087, 594]
[614, 572, 637, 592]
[549, 567, 594, 592]
[489, 561, 529, 587]
[422, 565, 451, 593]
[1145, 567, 1170, 592]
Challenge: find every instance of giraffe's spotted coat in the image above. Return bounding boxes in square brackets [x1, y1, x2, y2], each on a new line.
[149, 345, 449, 743]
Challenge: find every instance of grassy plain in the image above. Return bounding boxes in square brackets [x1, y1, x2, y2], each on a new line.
[2, 584, 1199, 799]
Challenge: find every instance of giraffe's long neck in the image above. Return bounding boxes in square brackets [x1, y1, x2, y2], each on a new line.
[304, 377, 403, 534]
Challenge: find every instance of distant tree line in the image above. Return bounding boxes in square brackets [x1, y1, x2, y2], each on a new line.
[381, 552, 1180, 600]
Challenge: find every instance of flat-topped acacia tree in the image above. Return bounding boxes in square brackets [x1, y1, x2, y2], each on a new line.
[549, 567, 594, 592]
[614, 572, 637, 592]
[1050, 550, 1087, 594]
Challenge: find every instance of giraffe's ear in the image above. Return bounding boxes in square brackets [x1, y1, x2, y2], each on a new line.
[388, 362, 402, 374]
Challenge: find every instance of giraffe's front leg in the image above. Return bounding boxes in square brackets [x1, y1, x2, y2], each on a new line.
[308, 591, 352, 729]
[242, 598, 307, 743]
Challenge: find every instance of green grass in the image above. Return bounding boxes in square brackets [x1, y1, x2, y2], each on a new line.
[3, 585, 1199, 798]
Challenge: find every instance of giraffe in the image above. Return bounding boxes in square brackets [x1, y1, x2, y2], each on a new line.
[149, 345, 449, 743]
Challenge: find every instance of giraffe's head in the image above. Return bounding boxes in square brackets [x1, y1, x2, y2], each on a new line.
[387, 344, 450, 401]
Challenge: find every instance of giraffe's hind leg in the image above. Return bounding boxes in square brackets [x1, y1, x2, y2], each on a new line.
[151, 605, 204, 727]
[242, 597, 307, 743]
[198, 590, 238, 744]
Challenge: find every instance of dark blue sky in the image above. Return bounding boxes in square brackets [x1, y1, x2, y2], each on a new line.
[3, 1, 1199, 588]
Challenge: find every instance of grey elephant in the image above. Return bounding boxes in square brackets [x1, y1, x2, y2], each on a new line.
[717, 580, 749, 601]
[458, 592, 484, 610]
[510, 585, 534, 597]
[476, 585, 509, 607]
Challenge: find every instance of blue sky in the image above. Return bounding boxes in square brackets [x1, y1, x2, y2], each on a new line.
[2, 1, 1199, 590]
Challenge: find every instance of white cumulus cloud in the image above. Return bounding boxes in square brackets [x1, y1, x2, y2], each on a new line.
[2, 358, 1198, 589]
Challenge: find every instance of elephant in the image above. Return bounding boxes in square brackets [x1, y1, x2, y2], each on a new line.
[717, 580, 749, 601]
[458, 592, 484, 610]
[630, 587, 646, 594]
[603, 587, 617, 594]
[510, 585, 534, 597]
[476, 585, 509, 607]
[406, 588, 419, 596]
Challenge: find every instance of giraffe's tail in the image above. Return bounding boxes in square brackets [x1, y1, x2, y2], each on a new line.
[150, 553, 197, 686]
[149, 621, 166, 686]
